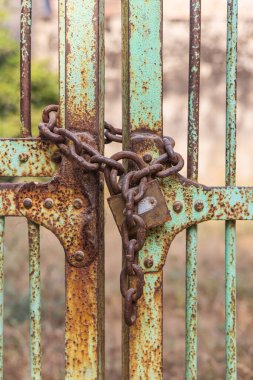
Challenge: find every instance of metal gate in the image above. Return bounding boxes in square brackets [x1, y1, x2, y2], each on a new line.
[0, 0, 247, 378]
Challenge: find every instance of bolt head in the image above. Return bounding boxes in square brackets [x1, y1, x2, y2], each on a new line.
[173, 201, 183, 213]
[19, 153, 29, 163]
[144, 258, 154, 269]
[74, 251, 85, 262]
[143, 153, 152, 163]
[44, 198, 54, 209]
[23, 198, 33, 209]
[194, 201, 204, 212]
[73, 198, 83, 209]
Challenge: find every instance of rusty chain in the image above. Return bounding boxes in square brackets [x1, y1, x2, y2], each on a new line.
[39, 104, 184, 326]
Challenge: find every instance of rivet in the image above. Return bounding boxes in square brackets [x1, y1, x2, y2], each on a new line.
[74, 251, 85, 262]
[194, 201, 204, 212]
[23, 198, 33, 209]
[19, 153, 29, 163]
[143, 153, 152, 163]
[173, 201, 183, 213]
[51, 151, 62, 164]
[144, 258, 154, 269]
[73, 199, 83, 209]
[44, 198, 54, 209]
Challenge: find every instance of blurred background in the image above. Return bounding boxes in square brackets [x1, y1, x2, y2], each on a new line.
[1, 0, 253, 378]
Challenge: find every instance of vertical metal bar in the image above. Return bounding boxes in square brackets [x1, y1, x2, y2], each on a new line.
[225, 1, 238, 378]
[0, 218, 4, 380]
[28, 222, 41, 380]
[59, 0, 65, 128]
[186, 1, 201, 379]
[20, 0, 32, 137]
[62, 0, 104, 378]
[122, 1, 163, 378]
[20, 2, 42, 378]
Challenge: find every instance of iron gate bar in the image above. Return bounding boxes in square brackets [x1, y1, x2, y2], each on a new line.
[20, 0, 32, 137]
[28, 222, 41, 380]
[0, 185, 22, 216]
[61, 0, 104, 378]
[0, 139, 59, 177]
[137, 177, 253, 273]
[20, 1, 42, 378]
[186, 1, 201, 378]
[225, 1, 238, 378]
[122, 0, 163, 378]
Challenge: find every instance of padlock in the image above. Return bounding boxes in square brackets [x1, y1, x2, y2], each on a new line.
[107, 179, 170, 232]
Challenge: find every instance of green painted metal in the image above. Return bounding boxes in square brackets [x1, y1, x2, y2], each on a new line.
[122, 1, 163, 378]
[0, 139, 59, 177]
[20, 0, 32, 137]
[186, 1, 201, 378]
[139, 176, 253, 272]
[186, 227, 198, 378]
[63, 0, 104, 378]
[21, 4, 43, 379]
[21, 3, 43, 380]
[59, 0, 65, 128]
[225, 1, 238, 378]
[0, 218, 4, 380]
[28, 222, 41, 380]
[0, 186, 21, 216]
[65, 0, 99, 132]
[122, 0, 162, 140]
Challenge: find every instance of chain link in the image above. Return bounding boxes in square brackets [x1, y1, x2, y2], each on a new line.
[39, 104, 184, 326]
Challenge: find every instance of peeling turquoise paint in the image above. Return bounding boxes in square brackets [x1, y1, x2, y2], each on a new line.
[28, 222, 41, 380]
[186, 1, 201, 378]
[65, 0, 98, 131]
[122, 1, 163, 378]
[20, 0, 32, 61]
[128, 0, 162, 133]
[225, 1, 238, 379]
[0, 139, 59, 177]
[139, 175, 253, 272]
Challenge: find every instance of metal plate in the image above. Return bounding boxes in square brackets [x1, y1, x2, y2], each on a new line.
[108, 179, 170, 232]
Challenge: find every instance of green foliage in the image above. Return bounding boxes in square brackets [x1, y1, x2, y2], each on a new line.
[0, 16, 58, 137]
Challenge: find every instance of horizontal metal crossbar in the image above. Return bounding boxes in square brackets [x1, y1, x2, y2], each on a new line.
[138, 174, 253, 272]
[0, 139, 59, 177]
[0, 178, 96, 267]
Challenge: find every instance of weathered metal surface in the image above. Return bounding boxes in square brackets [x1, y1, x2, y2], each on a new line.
[108, 180, 170, 232]
[129, 272, 163, 378]
[0, 185, 22, 216]
[59, 0, 66, 129]
[0, 218, 4, 379]
[63, 0, 104, 378]
[124, 2, 162, 134]
[0, 139, 59, 177]
[65, 263, 100, 379]
[122, 0, 163, 377]
[20, 4, 43, 378]
[16, 178, 97, 267]
[138, 175, 253, 272]
[28, 222, 41, 380]
[20, 0, 32, 137]
[225, 1, 238, 378]
[65, 1, 98, 133]
[186, 1, 201, 378]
